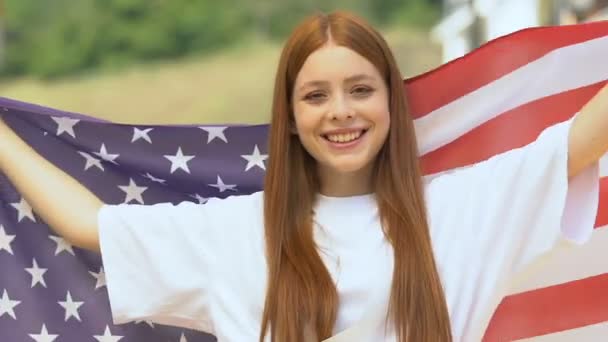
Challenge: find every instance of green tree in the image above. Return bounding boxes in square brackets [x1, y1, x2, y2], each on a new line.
[1, 0, 440, 78]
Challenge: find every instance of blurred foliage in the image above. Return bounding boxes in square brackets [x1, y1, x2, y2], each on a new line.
[1, 0, 440, 79]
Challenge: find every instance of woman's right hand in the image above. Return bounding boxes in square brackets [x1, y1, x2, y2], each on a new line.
[0, 114, 103, 252]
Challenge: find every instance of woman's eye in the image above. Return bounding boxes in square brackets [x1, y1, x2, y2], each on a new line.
[304, 92, 326, 102]
[352, 86, 374, 96]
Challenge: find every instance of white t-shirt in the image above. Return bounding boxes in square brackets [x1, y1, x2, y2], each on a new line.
[98, 118, 599, 341]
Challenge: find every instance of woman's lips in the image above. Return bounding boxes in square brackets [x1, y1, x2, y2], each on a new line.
[322, 129, 368, 150]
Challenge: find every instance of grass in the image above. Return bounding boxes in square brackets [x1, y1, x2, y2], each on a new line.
[0, 27, 440, 125]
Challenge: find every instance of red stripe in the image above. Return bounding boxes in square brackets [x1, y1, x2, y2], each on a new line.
[403, 21, 608, 119]
[419, 80, 608, 230]
[406, 21, 608, 341]
[420, 82, 607, 175]
[483, 272, 608, 341]
[595, 178, 608, 228]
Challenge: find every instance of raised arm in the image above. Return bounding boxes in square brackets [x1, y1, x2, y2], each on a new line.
[0, 117, 102, 252]
[569, 83, 608, 179]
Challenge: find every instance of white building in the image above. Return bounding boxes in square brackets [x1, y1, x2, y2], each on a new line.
[431, 0, 608, 62]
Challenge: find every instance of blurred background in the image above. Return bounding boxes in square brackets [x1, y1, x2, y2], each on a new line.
[0, 0, 606, 125]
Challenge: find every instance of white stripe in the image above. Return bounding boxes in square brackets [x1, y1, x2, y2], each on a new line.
[515, 321, 608, 341]
[415, 35, 608, 156]
[507, 225, 608, 295]
[600, 153, 608, 178]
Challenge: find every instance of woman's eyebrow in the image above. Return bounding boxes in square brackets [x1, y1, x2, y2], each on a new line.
[297, 74, 376, 93]
[297, 80, 329, 93]
[344, 73, 375, 83]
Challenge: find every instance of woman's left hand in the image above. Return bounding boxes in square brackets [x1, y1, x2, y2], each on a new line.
[568, 83, 608, 179]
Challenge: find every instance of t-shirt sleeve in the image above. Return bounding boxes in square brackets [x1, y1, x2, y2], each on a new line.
[97, 198, 227, 333]
[426, 115, 600, 280]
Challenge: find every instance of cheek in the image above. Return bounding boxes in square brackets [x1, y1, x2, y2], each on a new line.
[373, 107, 391, 139]
[377, 107, 390, 125]
[382, 112, 391, 135]
[293, 102, 323, 135]
[365, 92, 390, 132]
[365, 110, 390, 156]
[293, 113, 313, 137]
[292, 110, 320, 152]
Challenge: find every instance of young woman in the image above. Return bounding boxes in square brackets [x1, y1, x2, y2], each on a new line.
[0, 11, 607, 342]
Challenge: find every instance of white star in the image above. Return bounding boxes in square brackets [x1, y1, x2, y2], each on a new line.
[78, 151, 104, 171]
[48, 235, 75, 256]
[200, 126, 228, 143]
[94, 326, 123, 342]
[94, 143, 120, 164]
[208, 175, 237, 193]
[0, 225, 16, 255]
[132, 127, 153, 143]
[0, 289, 20, 319]
[51, 117, 79, 138]
[189, 193, 208, 204]
[178, 333, 188, 342]
[25, 259, 48, 288]
[142, 172, 166, 184]
[10, 197, 36, 222]
[58, 291, 84, 322]
[89, 267, 106, 290]
[164, 147, 195, 174]
[118, 178, 147, 204]
[241, 145, 268, 171]
[29, 324, 58, 342]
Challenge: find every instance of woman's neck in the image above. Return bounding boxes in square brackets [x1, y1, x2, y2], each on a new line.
[317, 163, 374, 197]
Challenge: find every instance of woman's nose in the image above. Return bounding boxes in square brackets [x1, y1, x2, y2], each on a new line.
[329, 96, 354, 121]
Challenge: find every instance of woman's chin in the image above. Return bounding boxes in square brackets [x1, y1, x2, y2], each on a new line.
[328, 160, 371, 174]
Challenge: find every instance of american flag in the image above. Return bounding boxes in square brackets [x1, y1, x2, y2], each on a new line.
[0, 20, 607, 342]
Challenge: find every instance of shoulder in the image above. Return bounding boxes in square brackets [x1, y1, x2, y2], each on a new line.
[201, 191, 265, 231]
[205, 191, 264, 213]
[110, 191, 265, 225]
[423, 169, 470, 207]
[201, 192, 265, 254]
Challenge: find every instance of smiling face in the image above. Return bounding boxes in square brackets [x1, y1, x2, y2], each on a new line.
[291, 42, 391, 188]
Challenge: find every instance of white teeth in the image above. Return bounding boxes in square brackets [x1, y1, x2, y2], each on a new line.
[326, 130, 363, 143]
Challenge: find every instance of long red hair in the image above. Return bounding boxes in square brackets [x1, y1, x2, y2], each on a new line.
[262, 11, 452, 342]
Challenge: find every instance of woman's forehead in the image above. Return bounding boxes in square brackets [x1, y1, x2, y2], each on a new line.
[294, 45, 382, 87]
